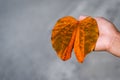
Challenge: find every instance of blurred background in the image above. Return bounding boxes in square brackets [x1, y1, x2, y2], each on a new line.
[0, 0, 120, 80]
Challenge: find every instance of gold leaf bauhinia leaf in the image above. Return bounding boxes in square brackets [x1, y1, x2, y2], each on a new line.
[51, 16, 99, 63]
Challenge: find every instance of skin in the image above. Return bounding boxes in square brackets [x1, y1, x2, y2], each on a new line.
[79, 16, 120, 57]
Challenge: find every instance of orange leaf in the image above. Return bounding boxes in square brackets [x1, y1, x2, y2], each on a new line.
[51, 16, 99, 63]
[74, 17, 99, 63]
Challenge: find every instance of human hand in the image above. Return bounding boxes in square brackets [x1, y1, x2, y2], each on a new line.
[79, 16, 120, 57]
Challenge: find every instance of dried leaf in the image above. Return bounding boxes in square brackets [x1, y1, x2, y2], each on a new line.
[51, 16, 99, 63]
[74, 17, 99, 63]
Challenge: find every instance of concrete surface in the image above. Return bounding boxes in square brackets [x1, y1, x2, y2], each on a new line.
[0, 0, 120, 80]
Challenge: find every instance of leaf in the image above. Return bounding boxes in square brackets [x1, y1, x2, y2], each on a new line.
[51, 16, 99, 63]
[51, 16, 78, 60]
[74, 17, 99, 63]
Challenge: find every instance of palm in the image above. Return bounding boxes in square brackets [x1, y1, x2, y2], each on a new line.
[94, 17, 118, 51]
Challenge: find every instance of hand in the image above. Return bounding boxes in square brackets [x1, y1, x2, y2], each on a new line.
[79, 16, 120, 57]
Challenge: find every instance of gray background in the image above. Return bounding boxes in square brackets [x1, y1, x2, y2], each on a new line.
[0, 0, 120, 80]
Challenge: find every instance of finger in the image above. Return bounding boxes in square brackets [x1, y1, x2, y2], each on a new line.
[78, 15, 88, 21]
